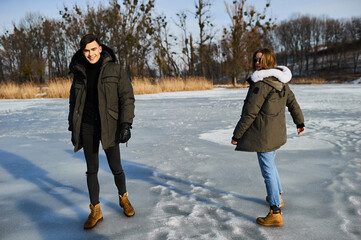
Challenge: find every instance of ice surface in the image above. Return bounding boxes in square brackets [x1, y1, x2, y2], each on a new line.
[0, 85, 360, 239]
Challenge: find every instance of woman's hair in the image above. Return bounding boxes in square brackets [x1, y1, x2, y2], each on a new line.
[252, 48, 277, 70]
[79, 34, 101, 50]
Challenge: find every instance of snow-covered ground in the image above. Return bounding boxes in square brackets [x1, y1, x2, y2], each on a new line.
[0, 85, 360, 240]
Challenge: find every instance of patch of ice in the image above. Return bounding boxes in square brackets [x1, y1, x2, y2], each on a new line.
[282, 136, 334, 150]
[352, 77, 361, 84]
[199, 128, 334, 151]
[199, 128, 233, 146]
[135, 88, 241, 100]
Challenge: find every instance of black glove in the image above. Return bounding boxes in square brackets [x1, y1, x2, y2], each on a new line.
[232, 136, 240, 142]
[119, 123, 132, 143]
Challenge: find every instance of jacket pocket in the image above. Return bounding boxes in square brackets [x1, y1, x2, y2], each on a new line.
[108, 109, 119, 120]
[102, 76, 119, 112]
[102, 75, 119, 83]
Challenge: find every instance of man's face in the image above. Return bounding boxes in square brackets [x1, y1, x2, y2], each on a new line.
[83, 41, 102, 64]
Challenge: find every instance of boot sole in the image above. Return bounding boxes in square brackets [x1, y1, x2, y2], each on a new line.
[256, 219, 284, 227]
[120, 203, 135, 217]
[124, 211, 135, 217]
[84, 217, 103, 230]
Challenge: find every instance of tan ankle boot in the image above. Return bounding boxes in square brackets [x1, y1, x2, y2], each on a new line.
[84, 203, 103, 229]
[266, 194, 284, 208]
[119, 192, 135, 217]
[256, 208, 284, 227]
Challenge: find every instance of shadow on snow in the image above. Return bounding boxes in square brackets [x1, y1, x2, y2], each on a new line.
[67, 149, 263, 222]
[0, 149, 107, 240]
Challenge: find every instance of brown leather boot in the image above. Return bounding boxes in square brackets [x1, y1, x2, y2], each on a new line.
[266, 193, 284, 208]
[256, 206, 284, 227]
[119, 192, 135, 217]
[84, 203, 103, 229]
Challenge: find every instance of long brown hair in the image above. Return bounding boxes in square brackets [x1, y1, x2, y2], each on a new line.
[252, 48, 277, 71]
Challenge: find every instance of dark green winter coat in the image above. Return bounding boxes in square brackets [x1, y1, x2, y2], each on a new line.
[233, 67, 304, 152]
[68, 45, 135, 152]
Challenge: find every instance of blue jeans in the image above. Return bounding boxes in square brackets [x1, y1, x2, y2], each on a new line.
[257, 151, 282, 207]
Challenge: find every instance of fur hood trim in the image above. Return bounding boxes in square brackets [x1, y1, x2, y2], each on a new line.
[251, 66, 292, 83]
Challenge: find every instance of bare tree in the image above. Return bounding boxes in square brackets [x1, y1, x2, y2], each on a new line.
[275, 20, 292, 66]
[153, 15, 179, 77]
[0, 49, 6, 82]
[175, 11, 192, 78]
[310, 17, 324, 72]
[0, 13, 46, 83]
[346, 17, 361, 73]
[299, 16, 312, 74]
[194, 0, 214, 77]
[60, 5, 87, 53]
[103, 0, 156, 78]
[223, 0, 275, 85]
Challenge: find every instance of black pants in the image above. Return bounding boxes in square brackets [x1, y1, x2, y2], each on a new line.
[81, 122, 126, 206]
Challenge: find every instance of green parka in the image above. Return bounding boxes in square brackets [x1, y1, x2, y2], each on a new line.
[233, 66, 304, 152]
[68, 45, 135, 152]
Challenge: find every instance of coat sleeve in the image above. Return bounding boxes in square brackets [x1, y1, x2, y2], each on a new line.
[285, 84, 304, 126]
[118, 68, 135, 124]
[233, 82, 272, 140]
[68, 79, 76, 131]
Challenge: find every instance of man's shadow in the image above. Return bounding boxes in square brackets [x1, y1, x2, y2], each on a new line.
[0, 149, 107, 239]
[67, 150, 264, 222]
[0, 149, 87, 216]
[16, 199, 108, 240]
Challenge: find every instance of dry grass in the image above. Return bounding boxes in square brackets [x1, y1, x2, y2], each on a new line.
[0, 77, 213, 99]
[0, 79, 72, 99]
[46, 78, 72, 98]
[217, 84, 248, 89]
[0, 82, 41, 99]
[133, 77, 213, 95]
[290, 77, 326, 84]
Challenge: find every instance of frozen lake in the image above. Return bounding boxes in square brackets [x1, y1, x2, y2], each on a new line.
[0, 84, 360, 239]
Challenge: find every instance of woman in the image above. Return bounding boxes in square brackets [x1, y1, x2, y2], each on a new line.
[231, 48, 305, 227]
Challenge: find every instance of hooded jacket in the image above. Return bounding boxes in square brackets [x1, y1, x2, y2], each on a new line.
[68, 45, 135, 152]
[233, 66, 304, 152]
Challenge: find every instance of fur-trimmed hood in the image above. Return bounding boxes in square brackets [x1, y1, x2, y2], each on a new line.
[69, 44, 117, 74]
[251, 66, 292, 84]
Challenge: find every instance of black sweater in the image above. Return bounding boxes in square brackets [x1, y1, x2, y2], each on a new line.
[82, 59, 102, 124]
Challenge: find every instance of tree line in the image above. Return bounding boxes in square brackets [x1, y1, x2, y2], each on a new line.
[0, 0, 360, 85]
[275, 15, 361, 77]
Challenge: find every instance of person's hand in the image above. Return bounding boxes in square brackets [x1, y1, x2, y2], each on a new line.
[297, 127, 305, 135]
[231, 139, 238, 145]
[119, 123, 132, 143]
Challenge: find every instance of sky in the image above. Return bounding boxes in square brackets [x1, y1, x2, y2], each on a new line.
[0, 0, 361, 35]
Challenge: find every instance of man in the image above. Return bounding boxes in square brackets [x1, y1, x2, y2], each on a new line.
[68, 34, 135, 229]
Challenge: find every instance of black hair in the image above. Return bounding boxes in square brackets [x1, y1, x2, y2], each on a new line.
[79, 34, 101, 50]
